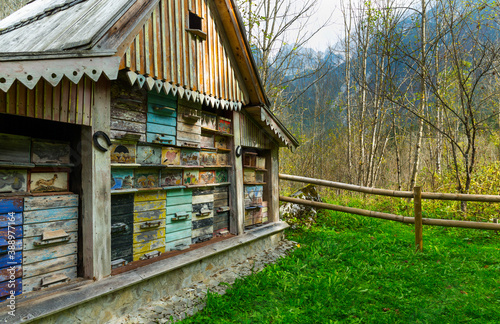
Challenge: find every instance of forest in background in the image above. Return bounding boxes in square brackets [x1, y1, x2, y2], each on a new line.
[237, 0, 500, 218]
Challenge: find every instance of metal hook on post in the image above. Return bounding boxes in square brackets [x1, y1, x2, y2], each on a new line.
[93, 131, 111, 152]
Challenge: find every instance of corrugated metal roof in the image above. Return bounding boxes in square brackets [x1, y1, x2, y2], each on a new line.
[0, 0, 134, 52]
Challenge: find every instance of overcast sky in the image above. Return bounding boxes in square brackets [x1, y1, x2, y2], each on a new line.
[306, 0, 345, 51]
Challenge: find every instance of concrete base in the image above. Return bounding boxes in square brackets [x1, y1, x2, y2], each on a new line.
[0, 222, 288, 323]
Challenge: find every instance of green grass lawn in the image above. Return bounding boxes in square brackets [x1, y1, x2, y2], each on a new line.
[181, 205, 500, 323]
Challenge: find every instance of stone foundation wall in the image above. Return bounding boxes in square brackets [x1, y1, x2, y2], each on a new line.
[32, 230, 284, 324]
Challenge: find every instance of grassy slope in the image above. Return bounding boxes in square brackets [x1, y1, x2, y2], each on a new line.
[181, 206, 500, 323]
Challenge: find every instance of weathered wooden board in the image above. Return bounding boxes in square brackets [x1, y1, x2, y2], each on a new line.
[183, 170, 199, 186]
[133, 239, 165, 256]
[165, 206, 192, 221]
[0, 212, 22, 227]
[161, 147, 181, 166]
[0, 265, 22, 282]
[192, 217, 213, 230]
[110, 130, 146, 143]
[24, 195, 78, 211]
[134, 190, 166, 202]
[31, 140, 70, 164]
[165, 217, 191, 232]
[214, 212, 230, 232]
[166, 188, 193, 198]
[22, 267, 77, 293]
[0, 278, 21, 298]
[132, 247, 164, 262]
[177, 122, 201, 133]
[111, 168, 135, 190]
[24, 232, 77, 251]
[110, 142, 136, 164]
[111, 193, 135, 207]
[0, 198, 23, 214]
[23, 243, 77, 265]
[256, 171, 265, 183]
[0, 250, 22, 266]
[0, 133, 31, 163]
[111, 118, 146, 135]
[192, 202, 214, 214]
[199, 170, 216, 185]
[164, 229, 192, 243]
[0, 239, 22, 253]
[161, 169, 183, 186]
[217, 117, 232, 134]
[147, 123, 176, 136]
[201, 135, 215, 149]
[23, 219, 78, 238]
[191, 226, 213, 244]
[134, 169, 160, 188]
[0, 226, 22, 246]
[111, 107, 147, 124]
[147, 114, 177, 127]
[133, 228, 166, 244]
[244, 169, 256, 183]
[256, 157, 266, 169]
[23, 207, 77, 224]
[0, 169, 28, 193]
[217, 153, 229, 166]
[245, 209, 255, 227]
[133, 219, 167, 233]
[192, 193, 214, 205]
[147, 93, 177, 145]
[29, 170, 69, 193]
[136, 145, 162, 164]
[200, 151, 217, 167]
[133, 209, 166, 223]
[23, 254, 77, 279]
[133, 200, 166, 212]
[165, 237, 191, 251]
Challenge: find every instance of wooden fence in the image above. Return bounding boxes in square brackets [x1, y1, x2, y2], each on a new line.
[279, 174, 500, 251]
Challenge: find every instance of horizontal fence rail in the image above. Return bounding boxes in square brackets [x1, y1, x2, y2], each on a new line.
[279, 174, 500, 251]
[279, 174, 500, 203]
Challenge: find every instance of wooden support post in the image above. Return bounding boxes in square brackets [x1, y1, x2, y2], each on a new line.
[81, 77, 111, 279]
[494, 218, 498, 235]
[414, 186, 423, 252]
[268, 145, 279, 223]
[230, 110, 244, 235]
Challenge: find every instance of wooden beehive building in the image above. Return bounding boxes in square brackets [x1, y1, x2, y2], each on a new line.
[0, 0, 298, 313]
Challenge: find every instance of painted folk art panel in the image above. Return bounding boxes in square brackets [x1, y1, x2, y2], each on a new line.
[110, 142, 136, 164]
[216, 169, 228, 183]
[0, 169, 27, 193]
[111, 169, 134, 190]
[217, 153, 229, 166]
[161, 169, 183, 186]
[180, 149, 200, 166]
[199, 170, 216, 186]
[135, 169, 159, 189]
[31, 140, 70, 164]
[161, 147, 180, 165]
[29, 170, 69, 193]
[200, 151, 217, 166]
[201, 112, 217, 130]
[136, 145, 162, 165]
[214, 135, 229, 150]
[217, 117, 232, 134]
[183, 170, 199, 186]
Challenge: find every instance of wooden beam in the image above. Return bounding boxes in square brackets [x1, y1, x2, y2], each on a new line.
[414, 187, 423, 252]
[230, 110, 244, 235]
[81, 77, 112, 280]
[268, 145, 279, 222]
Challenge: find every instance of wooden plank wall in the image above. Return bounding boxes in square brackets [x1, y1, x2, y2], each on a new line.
[240, 112, 272, 149]
[0, 78, 93, 126]
[119, 0, 245, 104]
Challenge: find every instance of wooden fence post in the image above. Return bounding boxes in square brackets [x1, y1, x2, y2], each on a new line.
[414, 186, 423, 252]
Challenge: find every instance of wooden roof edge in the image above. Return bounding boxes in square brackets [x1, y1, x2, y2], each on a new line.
[214, 0, 270, 108]
[245, 105, 300, 150]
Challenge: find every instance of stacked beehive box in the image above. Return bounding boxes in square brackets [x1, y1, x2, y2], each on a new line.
[191, 188, 214, 243]
[165, 189, 192, 251]
[111, 194, 134, 267]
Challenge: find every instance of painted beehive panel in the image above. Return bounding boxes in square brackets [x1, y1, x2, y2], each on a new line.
[256, 156, 266, 169]
[245, 208, 255, 227]
[111, 168, 134, 190]
[200, 151, 217, 167]
[201, 112, 217, 130]
[133, 191, 166, 261]
[22, 194, 78, 293]
[0, 198, 23, 214]
[147, 93, 177, 145]
[214, 135, 229, 150]
[244, 169, 256, 183]
[29, 170, 69, 193]
[201, 135, 215, 149]
[217, 117, 232, 134]
[165, 188, 193, 250]
[31, 140, 70, 164]
[135, 169, 159, 189]
[216, 169, 228, 183]
[261, 201, 269, 223]
[111, 194, 134, 264]
[199, 170, 216, 186]
[161, 147, 181, 165]
[181, 149, 200, 166]
[0, 133, 31, 164]
[161, 169, 183, 187]
[0, 278, 21, 301]
[0, 169, 27, 193]
[254, 185, 264, 206]
[177, 102, 201, 148]
[255, 171, 265, 183]
[217, 152, 229, 166]
[110, 142, 136, 164]
[183, 170, 199, 186]
[191, 188, 214, 244]
[244, 186, 256, 208]
[136, 144, 162, 165]
[0, 202, 23, 296]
